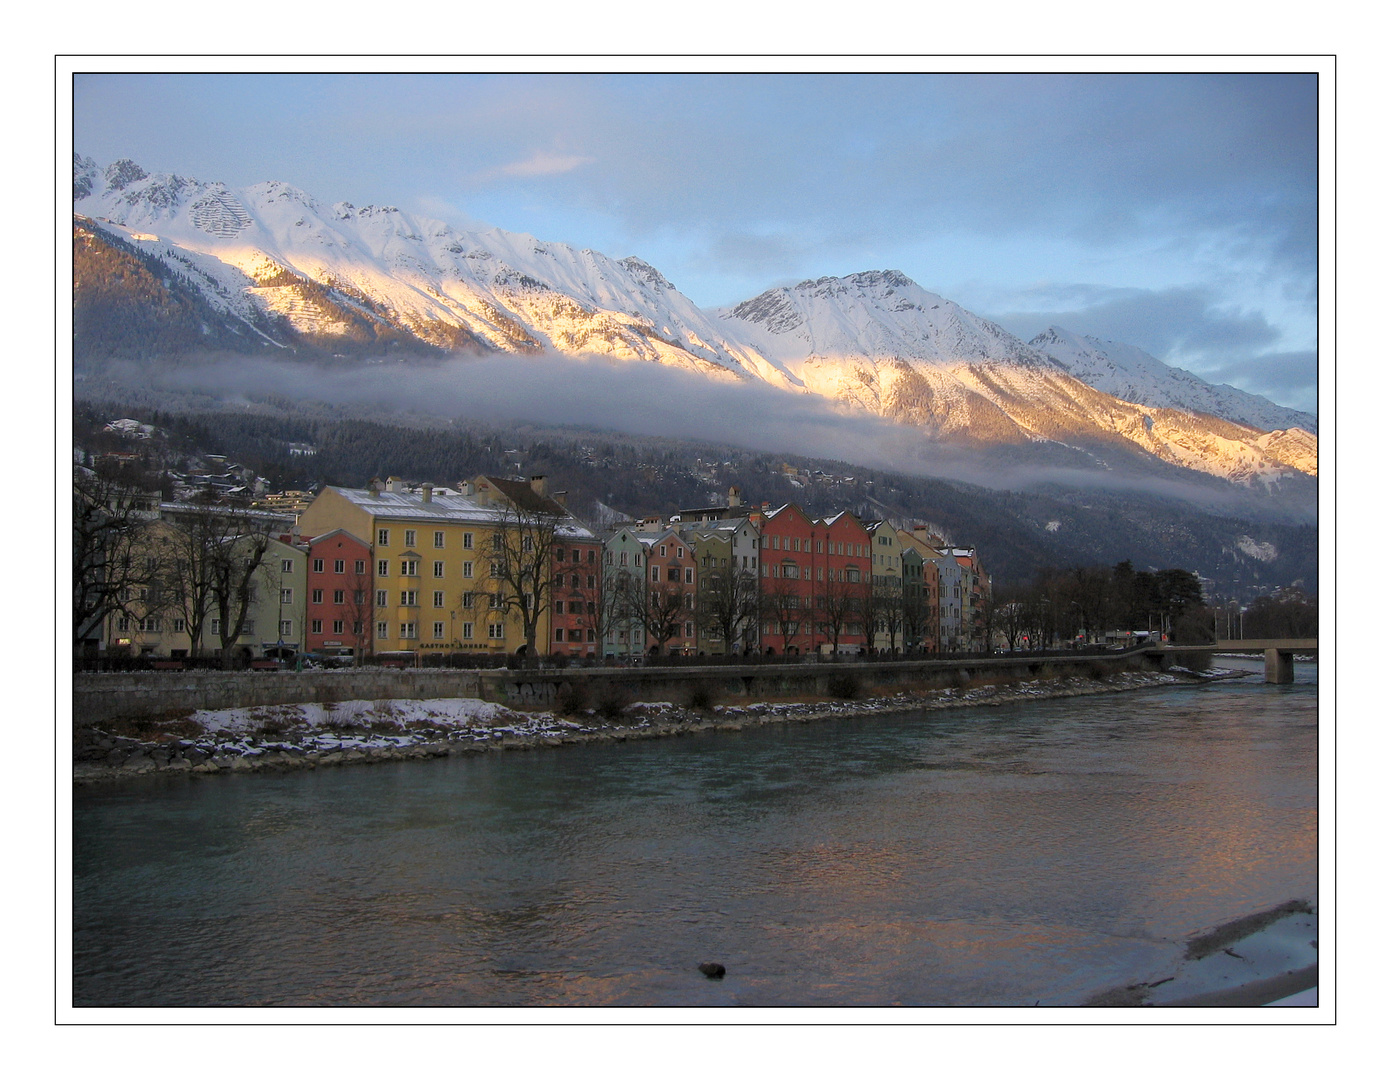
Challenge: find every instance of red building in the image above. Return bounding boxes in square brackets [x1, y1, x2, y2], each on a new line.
[758, 503, 818, 653]
[550, 536, 603, 657]
[303, 528, 373, 658]
[816, 510, 873, 654]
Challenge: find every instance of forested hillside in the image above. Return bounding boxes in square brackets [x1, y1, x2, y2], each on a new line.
[73, 395, 1317, 599]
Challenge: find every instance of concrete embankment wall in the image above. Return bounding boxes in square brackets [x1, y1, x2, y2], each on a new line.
[72, 651, 1163, 727]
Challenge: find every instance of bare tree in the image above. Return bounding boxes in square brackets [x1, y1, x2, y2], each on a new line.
[868, 579, 904, 655]
[72, 465, 161, 650]
[157, 510, 224, 658]
[815, 573, 864, 655]
[627, 575, 687, 656]
[336, 564, 376, 664]
[577, 565, 630, 657]
[488, 499, 568, 657]
[698, 565, 761, 655]
[208, 526, 276, 667]
[762, 575, 806, 655]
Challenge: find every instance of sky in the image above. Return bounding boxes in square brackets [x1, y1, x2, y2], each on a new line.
[72, 70, 1320, 414]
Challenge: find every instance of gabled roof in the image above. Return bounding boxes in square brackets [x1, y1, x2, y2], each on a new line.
[305, 527, 370, 549]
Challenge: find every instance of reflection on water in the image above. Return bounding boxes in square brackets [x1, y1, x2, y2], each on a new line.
[73, 659, 1316, 1007]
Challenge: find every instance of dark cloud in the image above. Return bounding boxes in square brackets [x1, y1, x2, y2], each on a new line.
[992, 285, 1281, 356]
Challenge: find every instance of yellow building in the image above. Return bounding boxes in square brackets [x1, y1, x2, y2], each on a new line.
[296, 475, 592, 658]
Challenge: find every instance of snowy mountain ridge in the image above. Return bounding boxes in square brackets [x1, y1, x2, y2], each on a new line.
[73, 154, 1316, 488]
[1029, 326, 1316, 436]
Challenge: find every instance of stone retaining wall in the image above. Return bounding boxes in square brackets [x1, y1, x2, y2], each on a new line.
[72, 651, 1162, 727]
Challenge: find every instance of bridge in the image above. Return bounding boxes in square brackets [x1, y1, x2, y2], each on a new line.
[1147, 639, 1317, 684]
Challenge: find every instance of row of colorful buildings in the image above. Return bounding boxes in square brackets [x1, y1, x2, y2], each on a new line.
[99, 475, 990, 661]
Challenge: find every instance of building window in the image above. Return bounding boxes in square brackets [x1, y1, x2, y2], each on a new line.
[333, 589, 345, 604]
[556, 628, 565, 643]
[378, 529, 390, 547]
[462, 561, 474, 578]
[400, 590, 418, 606]
[354, 560, 366, 574]
[138, 616, 161, 632]
[281, 588, 294, 605]
[587, 575, 596, 589]
[685, 567, 693, 584]
[460, 592, 475, 609]
[488, 622, 505, 639]
[433, 591, 445, 608]
[404, 529, 416, 547]
[462, 533, 474, 549]
[433, 561, 445, 578]
[652, 566, 660, 582]
[334, 559, 345, 574]
[433, 622, 445, 640]
[377, 559, 389, 577]
[333, 620, 344, 635]
[209, 618, 220, 635]
[375, 589, 388, 607]
[489, 561, 502, 578]
[401, 559, 419, 576]
[172, 618, 186, 633]
[311, 619, 323, 633]
[313, 558, 325, 573]
[280, 620, 293, 637]
[281, 559, 294, 574]
[312, 589, 323, 604]
[659, 545, 667, 557]
[434, 531, 445, 549]
[400, 622, 417, 639]
[460, 622, 473, 640]
[377, 621, 389, 638]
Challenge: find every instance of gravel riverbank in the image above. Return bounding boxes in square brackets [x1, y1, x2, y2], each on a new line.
[73, 665, 1248, 786]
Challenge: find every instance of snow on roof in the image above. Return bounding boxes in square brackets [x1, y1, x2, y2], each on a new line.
[328, 485, 595, 539]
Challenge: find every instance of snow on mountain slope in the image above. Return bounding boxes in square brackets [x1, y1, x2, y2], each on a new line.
[715, 271, 1317, 484]
[1029, 326, 1317, 435]
[73, 155, 1316, 488]
[72, 155, 790, 385]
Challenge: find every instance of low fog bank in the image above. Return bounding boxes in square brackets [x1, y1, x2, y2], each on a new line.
[78, 351, 1315, 522]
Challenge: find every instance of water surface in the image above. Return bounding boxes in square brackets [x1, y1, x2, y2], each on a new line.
[73, 658, 1317, 1007]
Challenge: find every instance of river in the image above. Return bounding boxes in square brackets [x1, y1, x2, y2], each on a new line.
[71, 656, 1317, 1007]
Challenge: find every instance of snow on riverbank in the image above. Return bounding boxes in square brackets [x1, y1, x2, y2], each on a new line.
[73, 666, 1247, 784]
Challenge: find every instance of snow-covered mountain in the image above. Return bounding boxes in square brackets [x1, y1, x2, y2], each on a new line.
[73, 154, 1317, 489]
[713, 273, 1316, 483]
[1029, 326, 1317, 435]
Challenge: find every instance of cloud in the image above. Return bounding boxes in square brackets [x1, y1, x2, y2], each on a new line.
[476, 150, 596, 181]
[98, 349, 1307, 518]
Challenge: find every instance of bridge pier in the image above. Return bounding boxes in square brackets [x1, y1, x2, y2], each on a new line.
[1265, 649, 1295, 684]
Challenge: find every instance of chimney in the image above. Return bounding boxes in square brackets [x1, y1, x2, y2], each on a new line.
[422, 483, 433, 504]
[554, 490, 567, 507]
[728, 485, 742, 508]
[386, 476, 402, 494]
[460, 480, 475, 497]
[368, 478, 383, 498]
[529, 474, 548, 497]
